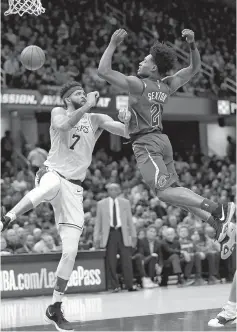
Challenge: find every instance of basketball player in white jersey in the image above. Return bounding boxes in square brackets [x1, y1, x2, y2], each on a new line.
[1, 81, 131, 332]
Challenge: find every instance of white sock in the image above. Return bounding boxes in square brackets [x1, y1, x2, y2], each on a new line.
[52, 290, 64, 304]
[227, 301, 236, 312]
[6, 212, 16, 222]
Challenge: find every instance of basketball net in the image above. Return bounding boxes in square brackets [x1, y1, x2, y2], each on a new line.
[4, 0, 45, 16]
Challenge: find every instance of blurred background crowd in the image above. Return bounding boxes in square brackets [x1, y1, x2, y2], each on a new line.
[1, 129, 236, 286]
[1, 0, 235, 98]
[1, 0, 236, 289]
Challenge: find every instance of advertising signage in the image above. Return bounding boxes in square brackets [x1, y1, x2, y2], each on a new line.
[1, 88, 220, 118]
[1, 89, 129, 112]
[1, 251, 106, 298]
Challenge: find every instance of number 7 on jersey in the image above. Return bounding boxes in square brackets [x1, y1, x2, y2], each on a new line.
[70, 134, 81, 150]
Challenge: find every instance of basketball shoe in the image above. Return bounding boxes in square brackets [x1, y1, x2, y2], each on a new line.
[45, 302, 74, 331]
[220, 222, 236, 260]
[212, 202, 235, 242]
[208, 305, 236, 327]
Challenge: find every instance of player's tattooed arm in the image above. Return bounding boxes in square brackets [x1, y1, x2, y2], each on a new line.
[51, 92, 99, 131]
[98, 29, 143, 95]
[162, 29, 201, 95]
[92, 113, 130, 138]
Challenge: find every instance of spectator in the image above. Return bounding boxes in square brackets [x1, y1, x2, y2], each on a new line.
[192, 229, 220, 284]
[15, 235, 36, 254]
[226, 136, 236, 163]
[12, 172, 28, 193]
[0, 236, 12, 255]
[160, 228, 193, 287]
[16, 227, 26, 246]
[33, 228, 43, 243]
[137, 229, 146, 240]
[33, 233, 58, 253]
[4, 28, 17, 45]
[3, 50, 19, 77]
[2, 0, 235, 97]
[1, 130, 13, 162]
[138, 225, 163, 282]
[5, 229, 23, 254]
[178, 226, 205, 286]
[27, 143, 48, 173]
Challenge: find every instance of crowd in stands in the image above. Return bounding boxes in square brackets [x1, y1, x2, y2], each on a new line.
[1, 131, 236, 285]
[1, 0, 235, 98]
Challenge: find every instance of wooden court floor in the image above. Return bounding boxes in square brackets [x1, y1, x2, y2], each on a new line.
[1, 283, 236, 331]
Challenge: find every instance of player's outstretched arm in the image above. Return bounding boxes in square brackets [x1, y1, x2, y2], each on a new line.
[92, 113, 130, 138]
[163, 29, 201, 95]
[51, 92, 99, 131]
[98, 29, 143, 95]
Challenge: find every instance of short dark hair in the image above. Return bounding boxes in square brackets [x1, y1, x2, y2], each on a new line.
[60, 81, 83, 100]
[150, 41, 177, 75]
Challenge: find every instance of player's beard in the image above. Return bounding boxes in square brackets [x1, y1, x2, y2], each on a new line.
[71, 99, 86, 109]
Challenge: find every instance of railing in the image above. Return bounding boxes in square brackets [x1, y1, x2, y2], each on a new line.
[224, 77, 236, 94]
[104, 2, 126, 25]
[166, 41, 213, 77]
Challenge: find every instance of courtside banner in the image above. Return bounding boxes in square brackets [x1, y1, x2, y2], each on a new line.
[1, 251, 106, 298]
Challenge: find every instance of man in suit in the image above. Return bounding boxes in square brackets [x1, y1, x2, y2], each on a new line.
[138, 225, 163, 282]
[94, 183, 137, 292]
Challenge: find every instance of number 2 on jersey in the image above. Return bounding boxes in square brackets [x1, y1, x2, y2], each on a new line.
[70, 134, 80, 150]
[150, 104, 161, 127]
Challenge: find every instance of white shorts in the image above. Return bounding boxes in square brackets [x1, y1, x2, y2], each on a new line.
[37, 170, 84, 231]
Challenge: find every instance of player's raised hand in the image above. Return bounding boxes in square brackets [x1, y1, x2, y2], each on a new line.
[118, 107, 131, 123]
[182, 29, 195, 43]
[87, 91, 100, 107]
[110, 29, 127, 47]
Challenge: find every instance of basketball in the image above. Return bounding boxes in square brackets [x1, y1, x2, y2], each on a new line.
[20, 45, 45, 71]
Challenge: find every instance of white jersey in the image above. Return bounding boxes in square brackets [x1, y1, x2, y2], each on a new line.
[45, 113, 102, 181]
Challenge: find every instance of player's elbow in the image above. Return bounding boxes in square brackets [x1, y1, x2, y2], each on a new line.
[97, 67, 110, 78]
[124, 133, 130, 139]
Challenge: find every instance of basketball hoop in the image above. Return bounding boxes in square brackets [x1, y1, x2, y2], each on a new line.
[4, 0, 45, 16]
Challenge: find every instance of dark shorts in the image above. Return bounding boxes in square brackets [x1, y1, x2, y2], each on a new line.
[132, 132, 179, 193]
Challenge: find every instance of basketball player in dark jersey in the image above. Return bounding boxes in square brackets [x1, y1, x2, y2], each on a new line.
[98, 28, 235, 252]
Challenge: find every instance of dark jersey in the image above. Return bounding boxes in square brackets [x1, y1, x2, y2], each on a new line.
[128, 78, 170, 137]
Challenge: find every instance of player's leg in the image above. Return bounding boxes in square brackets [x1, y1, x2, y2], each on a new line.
[1, 168, 60, 232]
[45, 225, 82, 332]
[156, 136, 234, 242]
[45, 178, 84, 331]
[208, 272, 236, 327]
[133, 140, 234, 243]
[171, 203, 236, 260]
